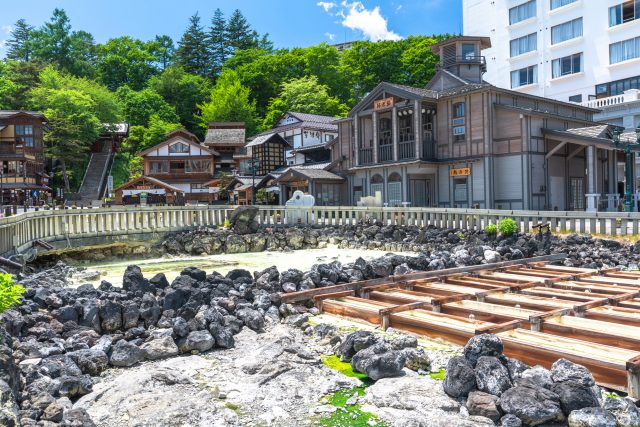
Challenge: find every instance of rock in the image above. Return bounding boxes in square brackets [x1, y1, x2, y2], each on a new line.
[551, 381, 600, 415]
[208, 323, 234, 349]
[568, 407, 617, 427]
[149, 273, 169, 289]
[122, 302, 140, 330]
[67, 349, 108, 376]
[98, 300, 123, 332]
[484, 250, 501, 263]
[337, 330, 377, 361]
[467, 391, 502, 422]
[235, 308, 264, 331]
[603, 397, 640, 427]
[518, 365, 553, 389]
[178, 331, 214, 353]
[443, 356, 477, 398]
[229, 206, 259, 235]
[500, 414, 523, 427]
[140, 337, 179, 360]
[350, 342, 406, 380]
[122, 265, 153, 294]
[388, 334, 417, 350]
[401, 348, 431, 372]
[498, 384, 564, 426]
[0, 380, 18, 426]
[41, 401, 64, 422]
[464, 334, 503, 367]
[62, 408, 96, 427]
[181, 267, 206, 282]
[54, 375, 93, 398]
[551, 359, 595, 387]
[475, 356, 513, 396]
[109, 340, 143, 367]
[91, 335, 112, 354]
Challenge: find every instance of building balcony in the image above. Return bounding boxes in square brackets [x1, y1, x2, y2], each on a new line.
[439, 55, 486, 72]
[358, 147, 373, 165]
[421, 140, 437, 161]
[398, 141, 415, 160]
[378, 144, 393, 162]
[581, 89, 640, 109]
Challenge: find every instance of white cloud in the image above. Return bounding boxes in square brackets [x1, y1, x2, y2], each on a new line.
[317, 1, 337, 13]
[325, 32, 336, 41]
[337, 1, 402, 42]
[1, 25, 12, 35]
[396, 4, 403, 12]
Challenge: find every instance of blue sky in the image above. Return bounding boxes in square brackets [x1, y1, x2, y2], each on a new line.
[0, 1, 461, 55]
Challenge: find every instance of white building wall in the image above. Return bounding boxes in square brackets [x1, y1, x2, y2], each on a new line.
[463, 0, 640, 103]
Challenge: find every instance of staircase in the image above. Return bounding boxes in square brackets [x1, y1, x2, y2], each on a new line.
[77, 145, 113, 205]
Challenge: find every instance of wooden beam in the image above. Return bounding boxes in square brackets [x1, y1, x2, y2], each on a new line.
[475, 320, 522, 335]
[567, 145, 585, 160]
[545, 141, 567, 159]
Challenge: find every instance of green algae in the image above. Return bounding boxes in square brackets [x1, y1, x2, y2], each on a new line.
[321, 354, 374, 385]
[318, 386, 386, 427]
[429, 368, 446, 380]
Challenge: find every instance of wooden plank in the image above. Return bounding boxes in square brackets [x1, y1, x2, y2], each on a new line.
[379, 301, 429, 316]
[475, 320, 522, 335]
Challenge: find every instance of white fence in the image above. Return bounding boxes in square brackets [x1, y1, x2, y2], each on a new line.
[1, 205, 639, 256]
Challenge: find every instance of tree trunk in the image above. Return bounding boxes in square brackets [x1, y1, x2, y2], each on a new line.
[61, 160, 70, 192]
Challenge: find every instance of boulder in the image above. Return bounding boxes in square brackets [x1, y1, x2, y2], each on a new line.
[551, 359, 595, 387]
[109, 340, 143, 367]
[337, 330, 377, 361]
[62, 408, 96, 427]
[551, 381, 600, 415]
[568, 407, 617, 427]
[229, 206, 259, 235]
[464, 333, 504, 367]
[149, 273, 169, 289]
[178, 331, 214, 353]
[235, 308, 264, 331]
[443, 356, 477, 398]
[98, 300, 123, 332]
[54, 374, 93, 398]
[350, 342, 406, 381]
[603, 397, 640, 427]
[140, 337, 179, 361]
[66, 349, 108, 376]
[484, 250, 501, 263]
[498, 384, 564, 426]
[518, 365, 553, 389]
[209, 323, 234, 349]
[475, 356, 513, 396]
[42, 400, 65, 422]
[122, 302, 140, 330]
[467, 391, 502, 422]
[401, 348, 431, 372]
[180, 267, 206, 282]
[122, 265, 153, 294]
[500, 414, 523, 427]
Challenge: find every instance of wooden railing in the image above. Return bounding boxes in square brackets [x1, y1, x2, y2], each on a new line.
[2, 205, 640, 256]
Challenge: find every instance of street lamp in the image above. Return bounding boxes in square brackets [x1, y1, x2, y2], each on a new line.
[612, 126, 640, 212]
[249, 158, 261, 205]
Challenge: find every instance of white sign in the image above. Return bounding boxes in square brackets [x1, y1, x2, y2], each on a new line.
[107, 175, 114, 192]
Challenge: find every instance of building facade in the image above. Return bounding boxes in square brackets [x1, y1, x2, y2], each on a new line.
[0, 111, 49, 204]
[203, 122, 247, 175]
[333, 36, 626, 212]
[463, 0, 640, 105]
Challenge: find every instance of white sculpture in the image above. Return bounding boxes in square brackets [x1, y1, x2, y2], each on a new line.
[285, 190, 315, 224]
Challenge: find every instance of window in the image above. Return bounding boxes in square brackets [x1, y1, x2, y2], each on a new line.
[185, 160, 211, 173]
[551, 18, 583, 44]
[510, 34, 537, 57]
[149, 161, 168, 174]
[398, 114, 414, 143]
[510, 33, 537, 57]
[169, 142, 189, 153]
[595, 75, 640, 98]
[568, 94, 583, 103]
[550, 0, 577, 10]
[453, 102, 465, 118]
[511, 65, 537, 87]
[552, 53, 583, 78]
[509, 0, 537, 24]
[453, 126, 466, 143]
[191, 183, 207, 190]
[609, 1, 640, 27]
[610, 36, 640, 64]
[461, 43, 476, 59]
[15, 125, 34, 147]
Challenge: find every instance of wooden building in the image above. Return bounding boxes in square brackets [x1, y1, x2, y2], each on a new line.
[120, 129, 218, 203]
[203, 122, 247, 175]
[113, 176, 184, 205]
[332, 36, 622, 211]
[0, 111, 49, 204]
[244, 133, 290, 176]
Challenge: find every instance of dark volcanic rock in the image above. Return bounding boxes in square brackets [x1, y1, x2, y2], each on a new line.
[464, 334, 504, 367]
[475, 356, 513, 396]
[498, 384, 564, 426]
[350, 342, 406, 380]
[443, 356, 477, 398]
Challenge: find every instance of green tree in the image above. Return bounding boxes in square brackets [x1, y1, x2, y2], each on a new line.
[31, 8, 96, 77]
[150, 35, 175, 70]
[116, 86, 179, 127]
[175, 13, 210, 76]
[399, 35, 448, 86]
[225, 9, 259, 52]
[147, 65, 211, 134]
[0, 273, 26, 315]
[262, 76, 348, 129]
[209, 8, 229, 77]
[6, 19, 34, 62]
[0, 62, 18, 109]
[96, 36, 159, 90]
[198, 69, 257, 134]
[0, 60, 46, 110]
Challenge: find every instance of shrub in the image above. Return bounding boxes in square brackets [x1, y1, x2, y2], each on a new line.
[0, 273, 25, 315]
[498, 218, 518, 237]
[223, 218, 231, 229]
[485, 224, 498, 235]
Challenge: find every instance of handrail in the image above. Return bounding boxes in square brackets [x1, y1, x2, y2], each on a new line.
[2, 204, 640, 257]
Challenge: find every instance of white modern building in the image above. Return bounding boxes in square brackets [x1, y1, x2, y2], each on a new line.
[463, 0, 640, 111]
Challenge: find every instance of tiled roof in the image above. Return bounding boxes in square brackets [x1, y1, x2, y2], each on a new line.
[384, 83, 439, 99]
[0, 110, 46, 120]
[287, 112, 338, 124]
[295, 161, 332, 170]
[543, 124, 636, 146]
[253, 121, 338, 137]
[245, 133, 291, 148]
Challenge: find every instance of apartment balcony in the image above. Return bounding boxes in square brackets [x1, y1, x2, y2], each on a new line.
[398, 141, 415, 160]
[581, 89, 640, 109]
[378, 144, 393, 162]
[358, 147, 373, 165]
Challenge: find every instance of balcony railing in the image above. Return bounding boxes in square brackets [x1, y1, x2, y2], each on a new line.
[439, 55, 486, 72]
[378, 144, 393, 162]
[398, 141, 415, 160]
[581, 89, 640, 109]
[421, 139, 436, 161]
[358, 147, 373, 165]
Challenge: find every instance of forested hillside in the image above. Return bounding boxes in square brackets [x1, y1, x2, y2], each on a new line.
[0, 8, 449, 190]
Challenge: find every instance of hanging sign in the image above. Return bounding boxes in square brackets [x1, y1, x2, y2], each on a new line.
[374, 97, 395, 110]
[449, 167, 471, 177]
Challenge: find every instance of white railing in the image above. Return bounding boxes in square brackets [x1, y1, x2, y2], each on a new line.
[2, 205, 640, 256]
[581, 89, 640, 109]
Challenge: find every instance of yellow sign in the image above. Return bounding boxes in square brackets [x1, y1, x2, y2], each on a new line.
[374, 97, 395, 110]
[449, 168, 471, 177]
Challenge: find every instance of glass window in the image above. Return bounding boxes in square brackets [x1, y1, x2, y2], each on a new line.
[461, 43, 476, 59]
[15, 125, 34, 147]
[610, 36, 640, 64]
[568, 94, 582, 103]
[510, 33, 537, 57]
[168, 142, 190, 153]
[453, 102, 465, 118]
[551, 18, 582, 44]
[186, 160, 211, 173]
[511, 65, 537, 87]
[552, 53, 582, 78]
[509, 0, 537, 25]
[609, 1, 640, 27]
[550, 0, 577, 9]
[149, 161, 168, 174]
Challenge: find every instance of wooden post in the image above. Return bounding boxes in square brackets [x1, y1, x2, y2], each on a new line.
[626, 356, 640, 400]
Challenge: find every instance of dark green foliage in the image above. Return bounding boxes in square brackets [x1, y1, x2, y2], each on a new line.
[6, 19, 34, 62]
[175, 13, 211, 77]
